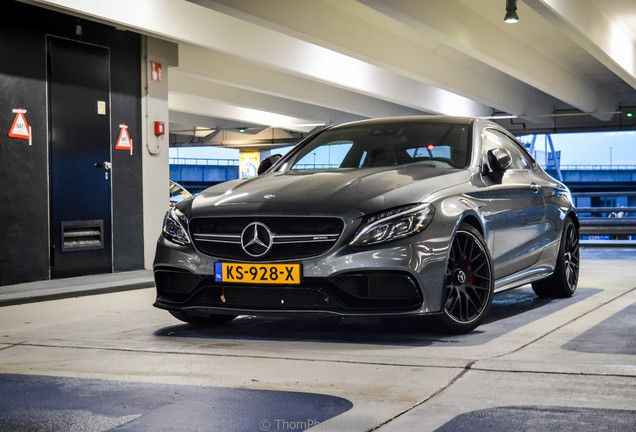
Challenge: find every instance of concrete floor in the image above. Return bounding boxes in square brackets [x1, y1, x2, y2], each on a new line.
[0, 249, 635, 431]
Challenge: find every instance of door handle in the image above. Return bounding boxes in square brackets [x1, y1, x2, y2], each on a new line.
[94, 161, 112, 170]
[530, 182, 541, 193]
[95, 161, 112, 180]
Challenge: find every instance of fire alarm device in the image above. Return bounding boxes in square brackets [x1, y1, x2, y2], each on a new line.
[154, 121, 165, 136]
[151, 62, 163, 82]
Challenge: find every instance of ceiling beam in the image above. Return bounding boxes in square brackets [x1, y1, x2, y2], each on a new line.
[525, 0, 636, 92]
[201, 0, 556, 117]
[168, 92, 319, 133]
[169, 111, 263, 131]
[176, 45, 424, 120]
[357, 0, 616, 119]
[23, 0, 488, 117]
[170, 70, 365, 127]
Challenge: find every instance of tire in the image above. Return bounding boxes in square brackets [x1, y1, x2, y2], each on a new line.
[436, 223, 494, 334]
[169, 310, 237, 326]
[532, 217, 579, 298]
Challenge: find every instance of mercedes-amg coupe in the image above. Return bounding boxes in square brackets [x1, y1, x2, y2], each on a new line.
[154, 116, 579, 333]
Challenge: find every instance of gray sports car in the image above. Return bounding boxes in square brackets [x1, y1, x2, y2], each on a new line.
[154, 116, 579, 333]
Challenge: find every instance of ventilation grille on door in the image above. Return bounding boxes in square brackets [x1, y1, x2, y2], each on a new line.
[61, 220, 104, 252]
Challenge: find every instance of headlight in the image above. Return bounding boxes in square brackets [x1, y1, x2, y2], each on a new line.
[162, 207, 191, 246]
[350, 203, 434, 246]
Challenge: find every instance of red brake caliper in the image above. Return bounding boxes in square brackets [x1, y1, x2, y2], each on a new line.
[464, 253, 474, 285]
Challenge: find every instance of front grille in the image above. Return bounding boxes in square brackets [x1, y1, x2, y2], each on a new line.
[189, 216, 344, 261]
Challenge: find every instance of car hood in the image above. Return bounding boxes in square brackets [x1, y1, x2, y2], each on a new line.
[190, 166, 469, 217]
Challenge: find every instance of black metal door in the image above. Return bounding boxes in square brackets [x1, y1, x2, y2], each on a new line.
[48, 37, 112, 278]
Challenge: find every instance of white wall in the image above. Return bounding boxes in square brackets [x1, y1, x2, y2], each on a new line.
[141, 37, 178, 269]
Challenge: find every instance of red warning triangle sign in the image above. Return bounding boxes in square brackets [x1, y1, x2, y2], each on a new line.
[8, 110, 31, 139]
[115, 124, 132, 150]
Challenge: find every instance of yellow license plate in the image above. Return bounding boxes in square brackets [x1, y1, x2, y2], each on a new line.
[215, 262, 301, 285]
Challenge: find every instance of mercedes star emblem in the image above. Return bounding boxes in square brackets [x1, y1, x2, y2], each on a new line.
[457, 270, 467, 284]
[241, 222, 273, 257]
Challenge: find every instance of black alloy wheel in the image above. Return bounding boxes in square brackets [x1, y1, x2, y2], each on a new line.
[437, 223, 494, 333]
[563, 220, 580, 290]
[532, 217, 579, 298]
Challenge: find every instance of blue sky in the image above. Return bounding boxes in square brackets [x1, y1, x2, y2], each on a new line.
[170, 130, 636, 167]
[519, 131, 636, 166]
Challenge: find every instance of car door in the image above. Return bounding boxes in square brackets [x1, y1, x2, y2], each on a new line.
[477, 128, 547, 280]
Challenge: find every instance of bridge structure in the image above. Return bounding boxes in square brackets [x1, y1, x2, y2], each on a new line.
[169, 158, 239, 193]
[545, 166, 636, 229]
[170, 158, 636, 195]
[546, 165, 636, 192]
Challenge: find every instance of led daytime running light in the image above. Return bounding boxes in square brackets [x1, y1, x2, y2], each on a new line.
[350, 203, 433, 246]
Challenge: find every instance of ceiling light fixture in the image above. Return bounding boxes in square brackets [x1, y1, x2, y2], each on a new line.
[504, 0, 519, 23]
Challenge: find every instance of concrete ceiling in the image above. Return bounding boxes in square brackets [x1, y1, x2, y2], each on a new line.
[22, 0, 636, 146]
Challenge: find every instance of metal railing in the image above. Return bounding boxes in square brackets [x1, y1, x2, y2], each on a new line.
[167, 159, 636, 171]
[169, 157, 239, 166]
[573, 191, 636, 239]
[560, 164, 636, 170]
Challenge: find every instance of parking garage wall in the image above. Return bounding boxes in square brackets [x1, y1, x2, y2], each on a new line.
[0, 1, 144, 285]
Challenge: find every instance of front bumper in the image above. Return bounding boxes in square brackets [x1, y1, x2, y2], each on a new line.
[154, 269, 424, 316]
[153, 222, 453, 317]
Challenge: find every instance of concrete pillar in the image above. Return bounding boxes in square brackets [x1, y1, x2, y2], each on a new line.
[141, 37, 178, 269]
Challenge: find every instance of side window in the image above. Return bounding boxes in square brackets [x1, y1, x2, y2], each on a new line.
[482, 129, 534, 171]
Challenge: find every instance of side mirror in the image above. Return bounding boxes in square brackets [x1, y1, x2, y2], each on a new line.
[257, 154, 282, 175]
[487, 148, 512, 174]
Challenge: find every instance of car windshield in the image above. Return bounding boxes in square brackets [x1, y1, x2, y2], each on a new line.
[282, 122, 471, 171]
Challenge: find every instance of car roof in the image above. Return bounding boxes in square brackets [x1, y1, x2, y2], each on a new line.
[330, 115, 476, 129]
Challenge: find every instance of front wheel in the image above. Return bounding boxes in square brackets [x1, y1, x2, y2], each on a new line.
[435, 223, 494, 334]
[532, 217, 579, 298]
[169, 310, 237, 326]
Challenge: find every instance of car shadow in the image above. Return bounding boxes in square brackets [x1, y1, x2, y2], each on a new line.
[562, 302, 636, 355]
[154, 287, 600, 347]
[0, 373, 353, 432]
